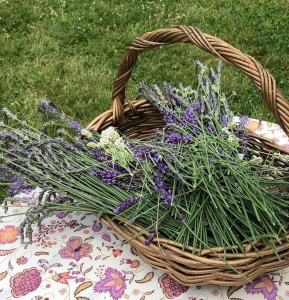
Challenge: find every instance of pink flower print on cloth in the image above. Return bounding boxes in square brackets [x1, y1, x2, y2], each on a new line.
[158, 273, 189, 299]
[10, 267, 42, 298]
[52, 271, 77, 284]
[59, 236, 92, 261]
[245, 275, 278, 300]
[0, 225, 19, 244]
[94, 267, 126, 300]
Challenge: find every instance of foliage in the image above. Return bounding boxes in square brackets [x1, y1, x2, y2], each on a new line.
[0, 0, 289, 132]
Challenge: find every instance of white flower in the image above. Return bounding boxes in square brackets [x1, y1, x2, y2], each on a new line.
[228, 135, 239, 143]
[251, 155, 263, 164]
[223, 127, 230, 135]
[279, 154, 289, 162]
[101, 126, 120, 142]
[114, 137, 126, 150]
[86, 142, 98, 148]
[99, 138, 113, 148]
[238, 153, 244, 160]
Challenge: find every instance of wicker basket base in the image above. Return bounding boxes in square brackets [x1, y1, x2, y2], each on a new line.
[99, 214, 289, 286]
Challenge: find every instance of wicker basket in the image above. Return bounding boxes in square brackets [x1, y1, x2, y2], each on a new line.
[88, 26, 289, 286]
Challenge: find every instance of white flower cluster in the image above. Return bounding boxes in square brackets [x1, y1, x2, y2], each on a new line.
[279, 154, 289, 163]
[101, 126, 120, 142]
[227, 135, 239, 143]
[98, 127, 126, 151]
[250, 155, 263, 164]
[223, 126, 239, 144]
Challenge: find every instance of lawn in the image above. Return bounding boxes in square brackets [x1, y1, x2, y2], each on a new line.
[1, 0, 289, 128]
[0, 0, 289, 200]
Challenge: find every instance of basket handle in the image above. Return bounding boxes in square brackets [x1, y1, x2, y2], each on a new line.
[87, 26, 289, 135]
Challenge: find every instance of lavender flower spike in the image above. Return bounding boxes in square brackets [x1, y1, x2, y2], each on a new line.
[113, 196, 142, 214]
[144, 230, 156, 246]
[2, 107, 17, 120]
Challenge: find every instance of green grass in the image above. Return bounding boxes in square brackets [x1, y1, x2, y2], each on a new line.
[1, 0, 289, 130]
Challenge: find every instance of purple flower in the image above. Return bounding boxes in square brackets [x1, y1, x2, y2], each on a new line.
[69, 119, 84, 134]
[37, 99, 63, 119]
[182, 104, 200, 125]
[217, 59, 222, 75]
[92, 169, 118, 185]
[161, 190, 177, 206]
[221, 115, 229, 127]
[2, 107, 17, 121]
[132, 146, 150, 161]
[179, 214, 185, 223]
[113, 196, 142, 214]
[144, 230, 156, 246]
[154, 173, 165, 191]
[195, 60, 204, 75]
[209, 160, 217, 167]
[37, 99, 84, 134]
[92, 148, 109, 162]
[157, 161, 170, 175]
[9, 180, 26, 195]
[165, 133, 182, 144]
[239, 115, 249, 128]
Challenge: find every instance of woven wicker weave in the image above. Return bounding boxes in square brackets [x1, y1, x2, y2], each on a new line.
[88, 26, 289, 286]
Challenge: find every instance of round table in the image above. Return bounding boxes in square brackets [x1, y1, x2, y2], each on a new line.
[1, 119, 289, 300]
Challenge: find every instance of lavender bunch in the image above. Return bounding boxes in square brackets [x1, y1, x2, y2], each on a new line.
[1, 60, 289, 280]
[0, 107, 144, 243]
[122, 60, 289, 253]
[37, 99, 84, 134]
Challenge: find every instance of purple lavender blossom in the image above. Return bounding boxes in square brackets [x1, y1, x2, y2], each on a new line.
[161, 190, 177, 206]
[154, 172, 166, 192]
[165, 133, 182, 144]
[9, 180, 26, 195]
[221, 116, 229, 127]
[133, 146, 152, 161]
[113, 196, 142, 214]
[195, 60, 204, 75]
[157, 161, 170, 175]
[37, 99, 63, 119]
[69, 119, 84, 134]
[2, 107, 17, 121]
[182, 106, 199, 124]
[92, 169, 118, 185]
[239, 115, 249, 128]
[37, 99, 84, 134]
[217, 60, 222, 76]
[179, 214, 186, 223]
[144, 230, 156, 246]
[92, 148, 109, 162]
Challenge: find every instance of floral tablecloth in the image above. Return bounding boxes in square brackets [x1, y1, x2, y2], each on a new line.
[1, 119, 289, 300]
